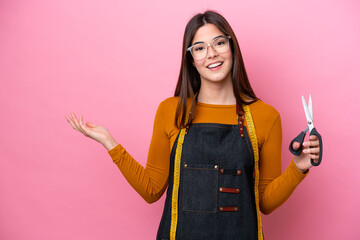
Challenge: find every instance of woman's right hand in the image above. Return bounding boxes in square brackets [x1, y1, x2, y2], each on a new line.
[65, 113, 118, 151]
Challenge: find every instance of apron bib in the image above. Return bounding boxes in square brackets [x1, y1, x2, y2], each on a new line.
[157, 104, 263, 240]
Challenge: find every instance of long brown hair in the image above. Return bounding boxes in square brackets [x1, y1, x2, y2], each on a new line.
[174, 10, 258, 129]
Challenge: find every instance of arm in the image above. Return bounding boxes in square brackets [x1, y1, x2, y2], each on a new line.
[108, 102, 171, 203]
[258, 114, 308, 215]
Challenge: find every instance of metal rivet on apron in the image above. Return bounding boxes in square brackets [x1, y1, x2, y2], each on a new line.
[237, 170, 242, 175]
[220, 207, 223, 211]
[184, 163, 187, 167]
[214, 165, 218, 169]
[220, 169, 224, 174]
[241, 134, 244, 137]
[234, 207, 238, 211]
[236, 189, 240, 193]
[219, 187, 223, 192]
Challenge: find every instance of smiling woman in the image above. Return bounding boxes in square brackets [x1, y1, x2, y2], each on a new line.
[66, 10, 322, 240]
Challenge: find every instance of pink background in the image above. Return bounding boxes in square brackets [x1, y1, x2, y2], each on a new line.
[1, 0, 359, 239]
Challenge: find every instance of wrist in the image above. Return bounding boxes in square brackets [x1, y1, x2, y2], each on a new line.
[295, 164, 309, 174]
[103, 136, 118, 151]
[297, 167, 307, 174]
[293, 157, 309, 174]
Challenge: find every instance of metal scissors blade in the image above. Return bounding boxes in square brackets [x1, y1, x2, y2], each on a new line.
[302, 95, 314, 132]
[308, 94, 313, 119]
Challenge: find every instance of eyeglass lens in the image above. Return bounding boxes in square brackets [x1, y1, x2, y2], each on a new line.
[191, 37, 230, 60]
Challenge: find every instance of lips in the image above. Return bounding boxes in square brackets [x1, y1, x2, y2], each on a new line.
[207, 62, 223, 69]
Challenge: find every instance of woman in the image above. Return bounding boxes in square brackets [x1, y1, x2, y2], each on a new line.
[66, 10, 320, 240]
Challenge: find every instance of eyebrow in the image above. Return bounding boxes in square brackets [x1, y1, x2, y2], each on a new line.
[192, 35, 224, 45]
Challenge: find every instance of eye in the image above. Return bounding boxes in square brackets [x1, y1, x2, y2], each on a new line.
[215, 40, 226, 46]
[194, 45, 205, 52]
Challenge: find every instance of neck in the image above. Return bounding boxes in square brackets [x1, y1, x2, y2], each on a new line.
[197, 77, 236, 105]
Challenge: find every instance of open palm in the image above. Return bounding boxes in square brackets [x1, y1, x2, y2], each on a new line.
[65, 113, 118, 150]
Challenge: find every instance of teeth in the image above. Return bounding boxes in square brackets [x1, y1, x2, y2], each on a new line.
[208, 62, 222, 68]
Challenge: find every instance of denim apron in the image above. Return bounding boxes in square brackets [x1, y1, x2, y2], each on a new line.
[157, 104, 262, 240]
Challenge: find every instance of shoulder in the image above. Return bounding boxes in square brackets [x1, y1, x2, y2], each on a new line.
[159, 97, 179, 109]
[248, 100, 281, 145]
[249, 100, 280, 122]
[154, 97, 179, 125]
[156, 97, 179, 116]
[155, 97, 180, 139]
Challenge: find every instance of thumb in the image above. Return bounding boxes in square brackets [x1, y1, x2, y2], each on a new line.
[292, 141, 301, 150]
[86, 122, 97, 128]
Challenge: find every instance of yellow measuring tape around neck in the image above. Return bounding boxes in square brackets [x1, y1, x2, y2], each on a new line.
[243, 104, 263, 240]
[169, 126, 186, 240]
[170, 104, 191, 240]
[169, 104, 263, 240]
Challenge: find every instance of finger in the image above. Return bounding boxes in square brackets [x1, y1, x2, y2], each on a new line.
[302, 140, 320, 147]
[72, 113, 88, 136]
[70, 112, 78, 124]
[67, 116, 81, 131]
[309, 135, 318, 141]
[303, 147, 320, 154]
[71, 113, 81, 129]
[79, 123, 89, 136]
[292, 141, 301, 150]
[65, 115, 72, 123]
[309, 154, 319, 160]
[86, 122, 97, 128]
[311, 157, 319, 164]
[78, 115, 89, 136]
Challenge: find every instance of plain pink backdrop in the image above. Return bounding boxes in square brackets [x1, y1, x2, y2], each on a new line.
[1, 0, 359, 239]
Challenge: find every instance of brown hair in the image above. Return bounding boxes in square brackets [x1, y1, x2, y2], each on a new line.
[174, 10, 258, 128]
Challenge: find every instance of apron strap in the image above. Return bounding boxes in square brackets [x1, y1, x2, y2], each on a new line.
[237, 103, 245, 138]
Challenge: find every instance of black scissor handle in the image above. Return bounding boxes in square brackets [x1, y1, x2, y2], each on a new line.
[289, 131, 306, 156]
[309, 128, 323, 166]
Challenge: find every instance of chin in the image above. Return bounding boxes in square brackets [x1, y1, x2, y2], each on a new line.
[210, 71, 232, 82]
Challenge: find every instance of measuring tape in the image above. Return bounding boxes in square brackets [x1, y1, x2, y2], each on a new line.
[243, 104, 263, 240]
[169, 127, 186, 240]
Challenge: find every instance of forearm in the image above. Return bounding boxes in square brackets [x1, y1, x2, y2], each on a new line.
[107, 101, 171, 203]
[259, 159, 308, 214]
[108, 144, 168, 203]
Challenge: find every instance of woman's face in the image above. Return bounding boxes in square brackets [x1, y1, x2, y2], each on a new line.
[191, 24, 233, 85]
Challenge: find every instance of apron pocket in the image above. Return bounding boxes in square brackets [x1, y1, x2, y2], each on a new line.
[182, 163, 218, 213]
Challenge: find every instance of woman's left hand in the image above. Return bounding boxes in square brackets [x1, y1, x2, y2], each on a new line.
[292, 135, 320, 173]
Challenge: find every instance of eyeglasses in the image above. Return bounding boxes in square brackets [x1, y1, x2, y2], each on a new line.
[187, 36, 231, 60]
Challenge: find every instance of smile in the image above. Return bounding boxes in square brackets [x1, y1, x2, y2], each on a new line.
[207, 62, 223, 69]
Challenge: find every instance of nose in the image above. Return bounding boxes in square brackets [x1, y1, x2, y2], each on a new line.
[206, 45, 217, 58]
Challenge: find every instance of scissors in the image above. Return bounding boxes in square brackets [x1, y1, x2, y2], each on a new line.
[289, 95, 323, 166]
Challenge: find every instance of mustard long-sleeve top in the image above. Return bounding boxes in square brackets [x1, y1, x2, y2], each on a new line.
[108, 97, 308, 214]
